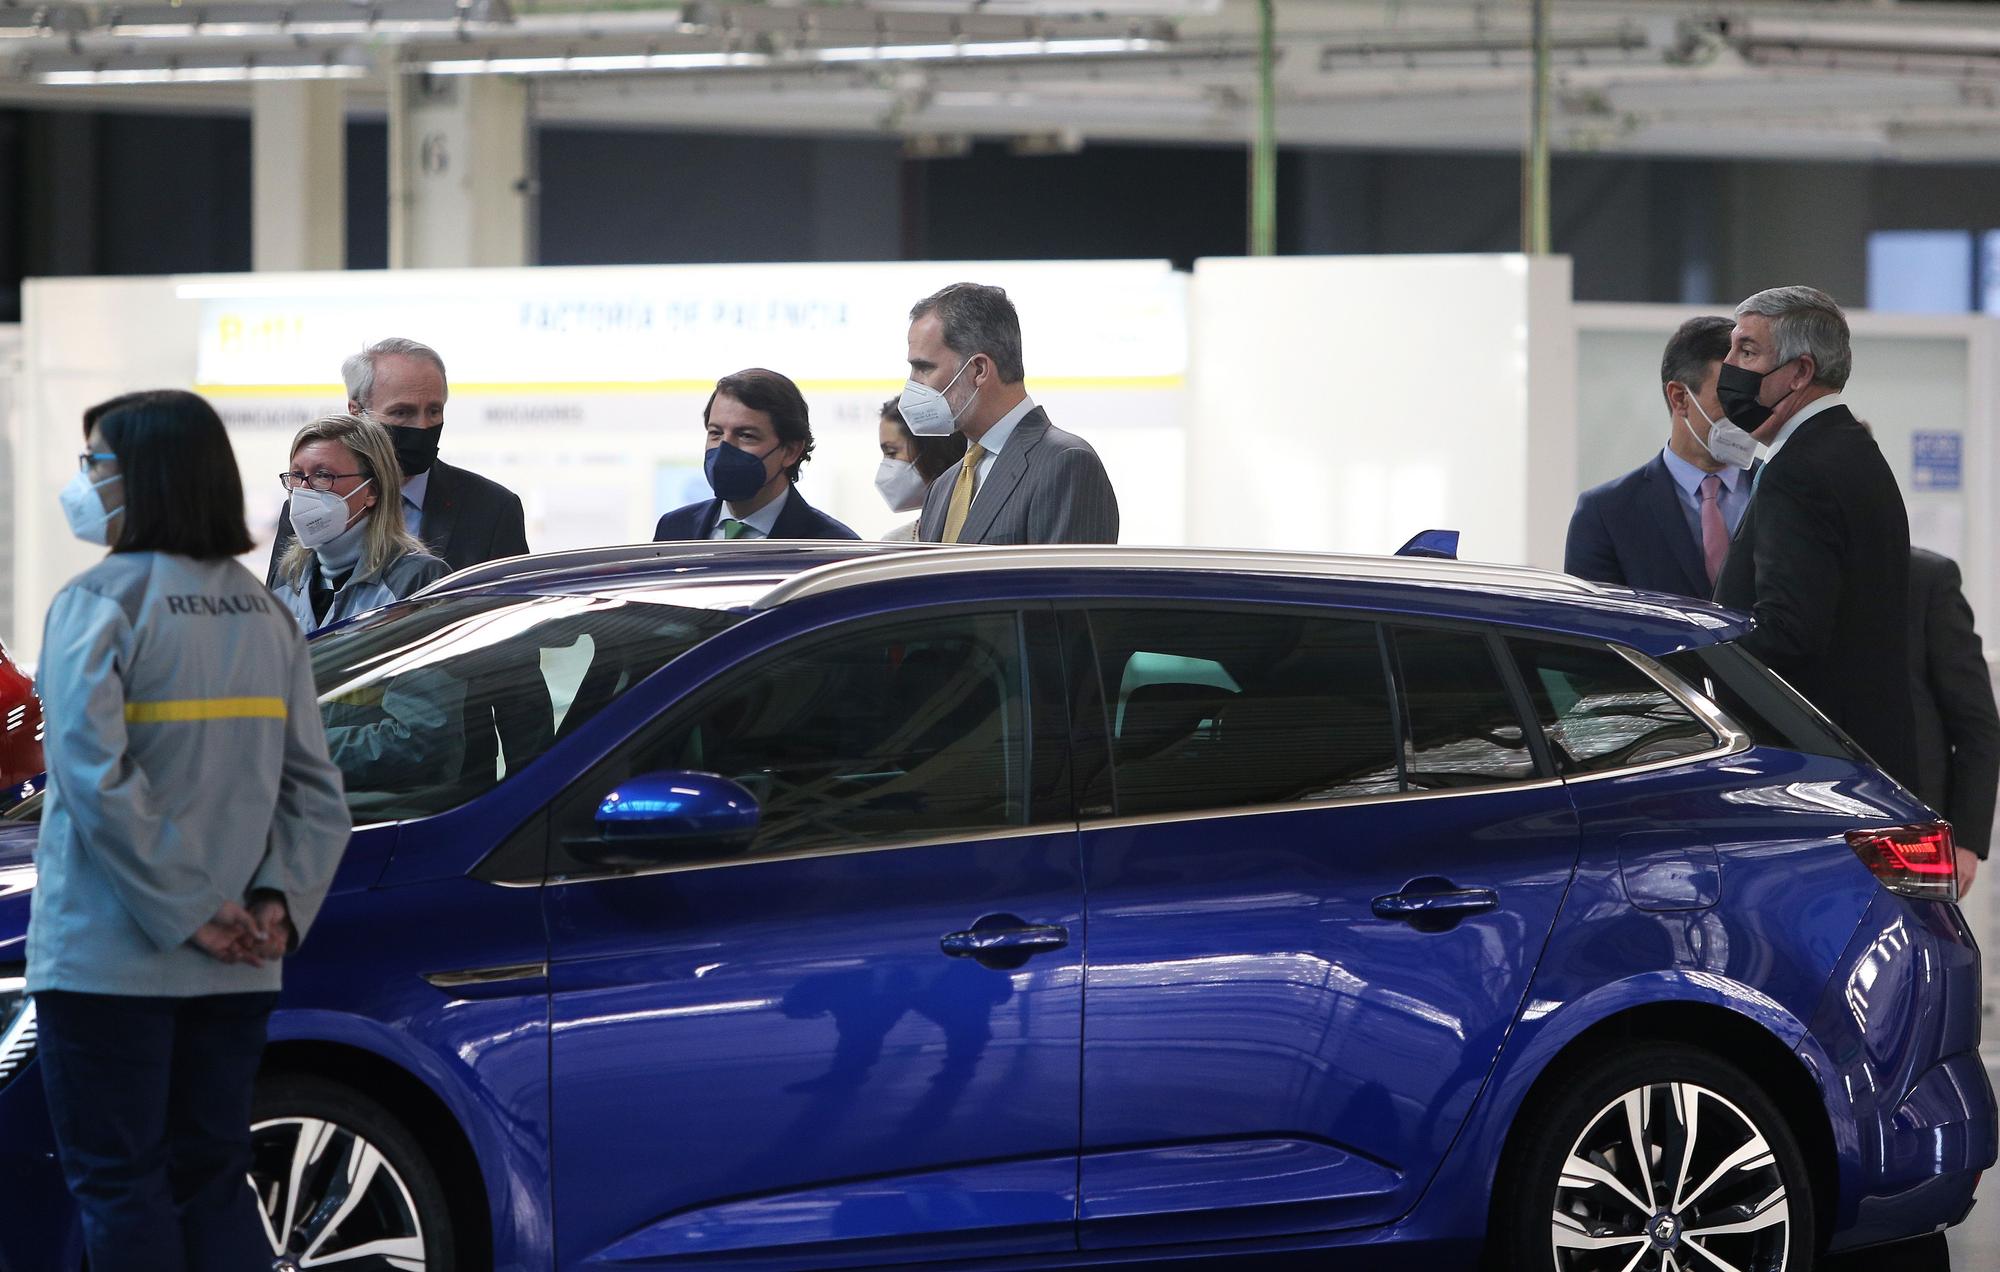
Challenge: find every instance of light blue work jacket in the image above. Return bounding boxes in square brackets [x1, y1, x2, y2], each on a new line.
[29, 552, 349, 996]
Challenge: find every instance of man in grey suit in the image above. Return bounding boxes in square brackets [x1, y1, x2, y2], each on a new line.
[905, 283, 1119, 544]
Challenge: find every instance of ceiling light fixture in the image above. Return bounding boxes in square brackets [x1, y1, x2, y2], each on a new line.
[37, 62, 370, 85]
[422, 50, 769, 75]
[814, 37, 1167, 63]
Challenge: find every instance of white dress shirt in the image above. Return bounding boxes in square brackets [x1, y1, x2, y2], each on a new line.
[1760, 394, 1844, 476]
[709, 486, 792, 540]
[969, 396, 1038, 490]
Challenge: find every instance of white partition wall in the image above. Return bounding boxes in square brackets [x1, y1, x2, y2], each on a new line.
[1187, 255, 1578, 566]
[13, 261, 1190, 664]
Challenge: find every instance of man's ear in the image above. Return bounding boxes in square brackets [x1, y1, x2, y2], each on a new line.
[1790, 356, 1817, 393]
[347, 399, 364, 416]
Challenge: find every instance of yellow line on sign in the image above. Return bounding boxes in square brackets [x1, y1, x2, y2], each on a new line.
[194, 375, 1185, 399]
[125, 697, 288, 724]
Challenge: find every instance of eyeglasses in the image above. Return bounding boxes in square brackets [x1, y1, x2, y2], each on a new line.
[78, 452, 116, 473]
[279, 470, 366, 493]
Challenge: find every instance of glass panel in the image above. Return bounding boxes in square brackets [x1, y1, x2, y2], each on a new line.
[1389, 627, 1536, 790]
[1867, 229, 1973, 315]
[310, 595, 743, 823]
[1662, 642, 1858, 761]
[557, 611, 1033, 866]
[1511, 639, 1718, 776]
[1089, 609, 1400, 817]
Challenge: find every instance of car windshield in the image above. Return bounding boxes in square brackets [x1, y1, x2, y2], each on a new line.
[311, 593, 743, 823]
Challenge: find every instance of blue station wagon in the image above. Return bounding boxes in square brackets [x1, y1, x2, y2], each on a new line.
[0, 541, 1989, 1271]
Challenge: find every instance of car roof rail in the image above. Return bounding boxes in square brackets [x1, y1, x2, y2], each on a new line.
[749, 544, 1608, 610]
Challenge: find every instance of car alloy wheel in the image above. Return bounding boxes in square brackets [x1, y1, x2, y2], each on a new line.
[1550, 1079, 1792, 1272]
[250, 1114, 429, 1271]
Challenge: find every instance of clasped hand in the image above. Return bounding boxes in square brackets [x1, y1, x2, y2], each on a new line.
[189, 896, 292, 967]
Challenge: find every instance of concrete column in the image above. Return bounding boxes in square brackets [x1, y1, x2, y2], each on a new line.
[389, 73, 531, 269]
[252, 82, 346, 272]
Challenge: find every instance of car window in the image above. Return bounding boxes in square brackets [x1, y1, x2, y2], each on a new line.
[1662, 642, 1858, 761]
[1388, 626, 1538, 790]
[1510, 639, 1719, 775]
[546, 610, 1047, 874]
[311, 595, 743, 822]
[1086, 609, 1401, 817]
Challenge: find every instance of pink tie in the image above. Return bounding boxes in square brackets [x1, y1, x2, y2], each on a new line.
[1699, 474, 1728, 587]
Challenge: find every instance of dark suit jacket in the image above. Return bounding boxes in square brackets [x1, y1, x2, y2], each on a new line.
[1564, 451, 1712, 599]
[1908, 548, 2000, 858]
[266, 458, 529, 587]
[918, 406, 1118, 545]
[1714, 403, 1917, 787]
[652, 487, 859, 542]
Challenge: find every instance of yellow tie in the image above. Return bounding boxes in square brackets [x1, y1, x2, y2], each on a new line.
[941, 443, 986, 544]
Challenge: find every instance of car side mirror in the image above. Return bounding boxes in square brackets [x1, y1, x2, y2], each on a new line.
[573, 771, 760, 868]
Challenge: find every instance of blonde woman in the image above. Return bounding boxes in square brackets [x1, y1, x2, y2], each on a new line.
[271, 414, 448, 633]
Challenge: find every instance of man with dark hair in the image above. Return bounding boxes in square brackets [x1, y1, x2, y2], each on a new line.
[902, 282, 1119, 545]
[1714, 285, 1917, 788]
[265, 337, 528, 585]
[1565, 316, 1753, 598]
[654, 368, 858, 541]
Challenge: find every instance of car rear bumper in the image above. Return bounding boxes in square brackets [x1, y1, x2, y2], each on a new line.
[1810, 891, 1998, 1253]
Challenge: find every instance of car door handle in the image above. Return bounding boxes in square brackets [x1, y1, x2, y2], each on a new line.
[940, 915, 1070, 970]
[1371, 881, 1499, 931]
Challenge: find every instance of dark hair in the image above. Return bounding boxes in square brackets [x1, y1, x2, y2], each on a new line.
[879, 397, 968, 484]
[84, 389, 253, 559]
[909, 282, 1026, 384]
[1659, 316, 1734, 407]
[705, 368, 814, 482]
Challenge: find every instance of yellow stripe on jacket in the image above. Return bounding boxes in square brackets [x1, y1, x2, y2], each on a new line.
[124, 697, 288, 724]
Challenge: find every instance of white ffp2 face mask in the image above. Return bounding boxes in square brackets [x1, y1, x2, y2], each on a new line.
[875, 458, 929, 512]
[290, 479, 371, 549]
[1678, 388, 1759, 470]
[60, 470, 122, 545]
[899, 358, 973, 437]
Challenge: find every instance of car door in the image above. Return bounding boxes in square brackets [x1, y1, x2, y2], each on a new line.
[1066, 605, 1582, 1247]
[543, 605, 1084, 1270]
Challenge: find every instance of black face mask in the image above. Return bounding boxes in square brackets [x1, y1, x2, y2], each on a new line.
[388, 423, 442, 477]
[1714, 359, 1796, 431]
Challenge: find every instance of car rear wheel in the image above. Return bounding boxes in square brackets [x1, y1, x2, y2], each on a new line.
[1497, 1044, 1814, 1272]
[249, 1073, 455, 1271]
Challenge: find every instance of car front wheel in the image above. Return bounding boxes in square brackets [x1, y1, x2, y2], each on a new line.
[1497, 1043, 1815, 1272]
[249, 1073, 455, 1271]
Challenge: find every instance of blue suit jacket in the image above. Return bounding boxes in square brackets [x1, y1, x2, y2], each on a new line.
[652, 488, 860, 543]
[1564, 452, 1711, 600]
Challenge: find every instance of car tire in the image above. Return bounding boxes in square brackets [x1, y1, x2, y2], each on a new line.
[1495, 1043, 1815, 1272]
[249, 1072, 456, 1271]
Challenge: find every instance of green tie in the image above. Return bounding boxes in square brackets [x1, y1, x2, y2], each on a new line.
[719, 518, 750, 540]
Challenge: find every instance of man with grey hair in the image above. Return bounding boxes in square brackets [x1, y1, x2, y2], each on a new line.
[265, 337, 528, 584]
[902, 282, 1118, 544]
[1712, 285, 1918, 789]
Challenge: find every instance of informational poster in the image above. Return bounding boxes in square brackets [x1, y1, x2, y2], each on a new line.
[1913, 430, 1964, 492]
[186, 261, 1190, 549]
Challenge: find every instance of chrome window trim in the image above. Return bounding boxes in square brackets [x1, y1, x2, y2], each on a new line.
[1550, 644, 1753, 785]
[514, 820, 1081, 888]
[752, 545, 1609, 610]
[514, 776, 1580, 888]
[1074, 776, 1568, 834]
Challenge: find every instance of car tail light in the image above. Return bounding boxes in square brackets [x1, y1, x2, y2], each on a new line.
[1847, 823, 1958, 901]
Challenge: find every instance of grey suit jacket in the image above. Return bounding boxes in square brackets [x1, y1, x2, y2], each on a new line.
[917, 406, 1119, 545]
